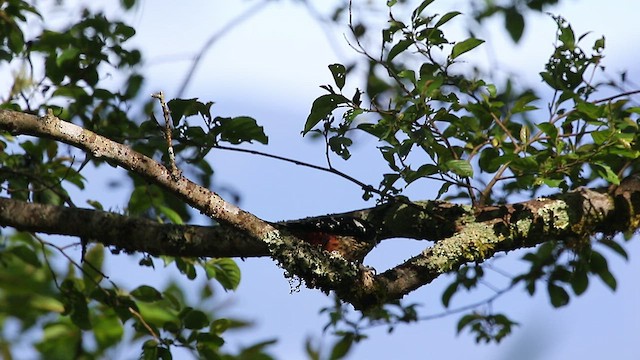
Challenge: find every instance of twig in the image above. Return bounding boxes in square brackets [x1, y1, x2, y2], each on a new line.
[151, 91, 181, 179]
[39, 239, 61, 290]
[418, 283, 516, 321]
[129, 307, 161, 341]
[34, 234, 112, 286]
[212, 144, 384, 199]
[592, 89, 640, 104]
[490, 112, 519, 151]
[176, 0, 271, 97]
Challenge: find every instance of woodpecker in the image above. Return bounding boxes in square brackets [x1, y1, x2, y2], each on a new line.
[278, 216, 378, 263]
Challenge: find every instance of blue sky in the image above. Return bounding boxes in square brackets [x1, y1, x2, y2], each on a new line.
[55, 1, 640, 358]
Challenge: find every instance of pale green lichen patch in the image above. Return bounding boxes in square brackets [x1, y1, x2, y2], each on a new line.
[420, 222, 502, 273]
[458, 204, 475, 223]
[537, 201, 570, 230]
[262, 230, 359, 290]
[514, 218, 532, 236]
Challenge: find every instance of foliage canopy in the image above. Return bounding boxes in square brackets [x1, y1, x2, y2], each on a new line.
[0, 0, 638, 358]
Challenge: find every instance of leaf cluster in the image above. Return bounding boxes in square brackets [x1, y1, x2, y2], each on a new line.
[304, 4, 639, 206]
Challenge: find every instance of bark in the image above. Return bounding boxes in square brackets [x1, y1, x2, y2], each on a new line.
[0, 196, 268, 258]
[1, 109, 639, 310]
[0, 109, 275, 241]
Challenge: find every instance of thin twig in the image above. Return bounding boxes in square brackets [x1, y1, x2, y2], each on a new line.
[152, 91, 181, 179]
[418, 283, 516, 321]
[34, 234, 112, 286]
[176, 0, 271, 97]
[592, 89, 640, 104]
[129, 307, 161, 341]
[39, 239, 61, 290]
[212, 144, 383, 198]
[490, 112, 519, 151]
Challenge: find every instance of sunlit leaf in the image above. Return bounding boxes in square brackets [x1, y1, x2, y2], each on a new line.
[446, 159, 473, 177]
[205, 258, 241, 291]
[450, 38, 484, 59]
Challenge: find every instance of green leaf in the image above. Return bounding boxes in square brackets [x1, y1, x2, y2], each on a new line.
[131, 285, 163, 302]
[210, 318, 232, 335]
[157, 205, 184, 224]
[121, 0, 136, 9]
[589, 251, 617, 290]
[397, 69, 416, 83]
[504, 7, 525, 42]
[142, 340, 159, 360]
[9, 245, 41, 267]
[478, 148, 501, 173]
[597, 269, 617, 291]
[577, 101, 604, 120]
[37, 322, 80, 359]
[86, 199, 104, 210]
[405, 163, 438, 184]
[167, 98, 200, 126]
[436, 182, 452, 199]
[547, 283, 570, 307]
[535, 122, 558, 141]
[456, 313, 479, 334]
[591, 163, 619, 185]
[411, 0, 436, 20]
[93, 312, 124, 349]
[441, 282, 458, 308]
[599, 239, 628, 260]
[56, 47, 80, 67]
[329, 333, 354, 360]
[450, 38, 484, 59]
[217, 116, 268, 145]
[137, 301, 179, 329]
[388, 38, 412, 62]
[590, 130, 611, 145]
[570, 270, 589, 295]
[82, 244, 104, 292]
[182, 309, 210, 330]
[303, 94, 349, 134]
[7, 26, 25, 54]
[196, 332, 225, 358]
[512, 93, 539, 113]
[558, 21, 575, 48]
[205, 258, 241, 291]
[593, 36, 605, 52]
[64, 288, 92, 329]
[445, 159, 473, 177]
[540, 71, 560, 89]
[328, 63, 346, 90]
[328, 136, 353, 160]
[434, 11, 462, 28]
[125, 74, 144, 98]
[175, 258, 197, 280]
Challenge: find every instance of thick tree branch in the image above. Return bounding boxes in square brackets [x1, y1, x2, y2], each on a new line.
[339, 181, 640, 309]
[0, 109, 372, 299]
[2, 109, 640, 311]
[0, 197, 268, 258]
[0, 109, 275, 241]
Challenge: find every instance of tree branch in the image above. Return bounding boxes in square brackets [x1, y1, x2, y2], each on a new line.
[0, 197, 268, 258]
[0, 109, 275, 241]
[340, 182, 640, 309]
[2, 109, 640, 311]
